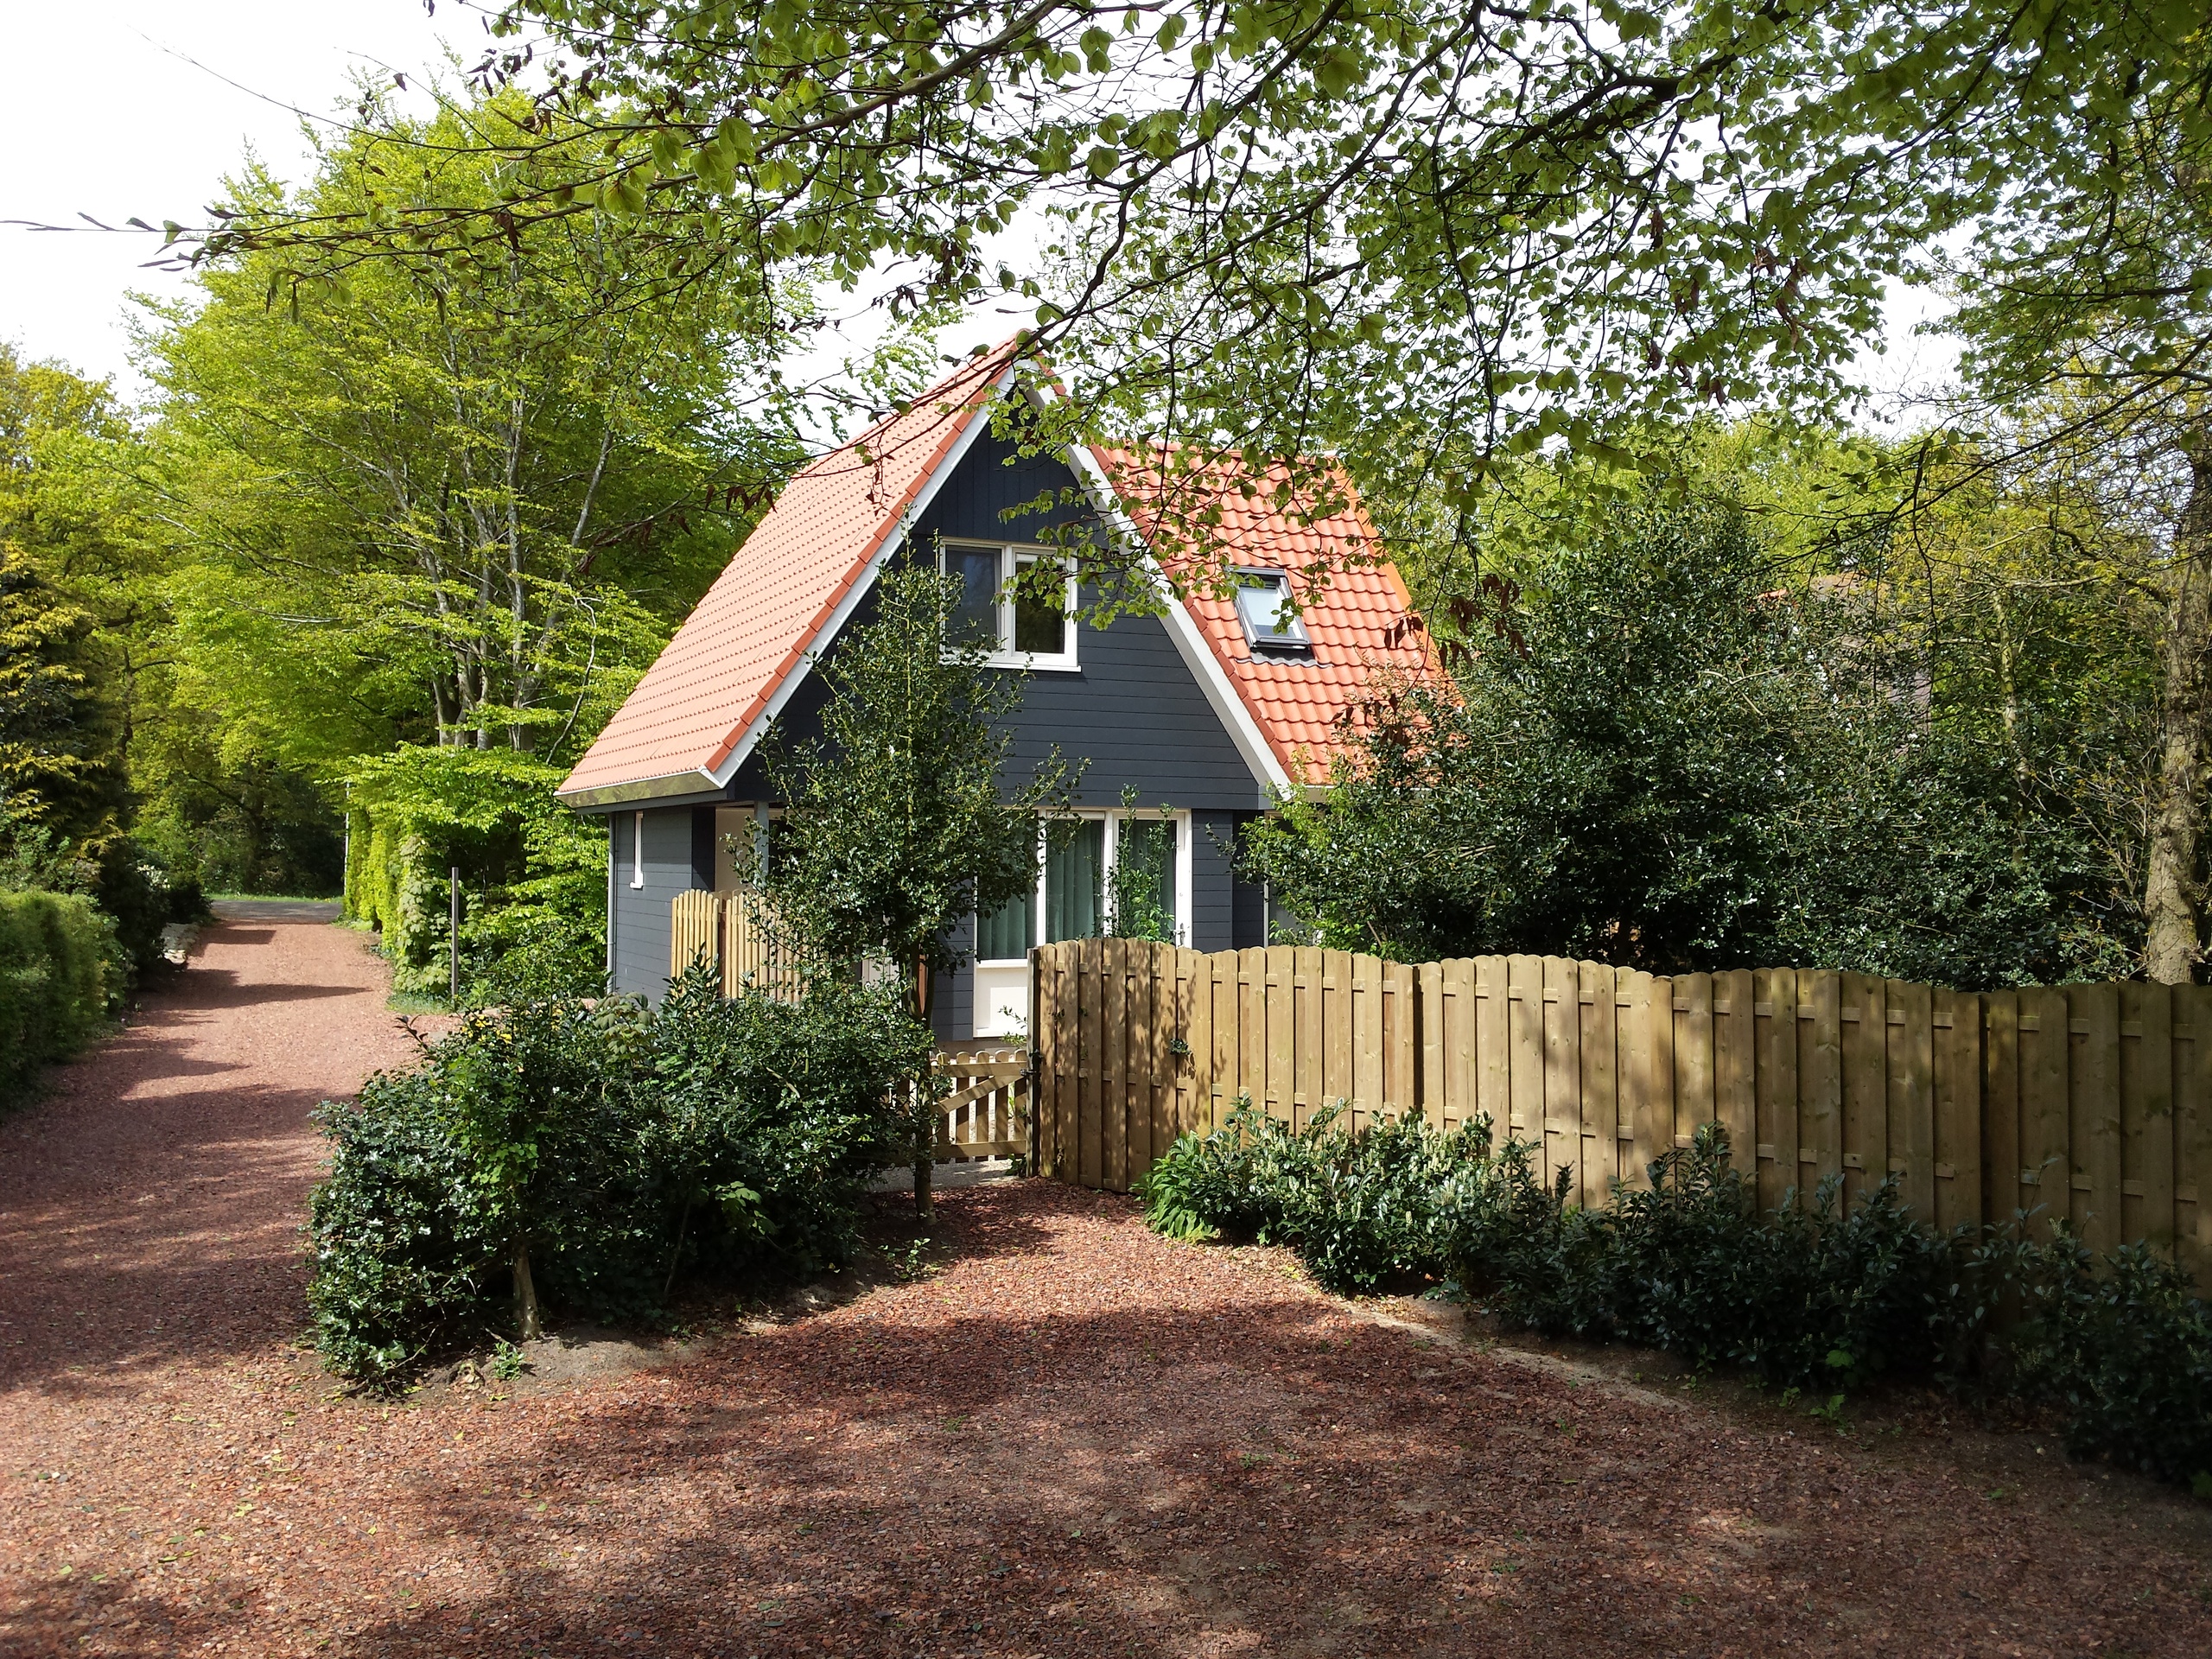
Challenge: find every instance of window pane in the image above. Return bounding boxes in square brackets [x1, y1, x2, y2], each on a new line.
[1235, 573, 1308, 648]
[946, 545, 1001, 646]
[976, 887, 1033, 961]
[1113, 818, 1177, 940]
[1012, 556, 1066, 655]
[1045, 818, 1103, 942]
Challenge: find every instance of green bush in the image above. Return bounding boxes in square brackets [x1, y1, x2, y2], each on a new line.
[1461, 1123, 1971, 1392]
[1982, 1230, 2212, 1491]
[0, 887, 110, 1106]
[1139, 1101, 1484, 1293]
[306, 964, 926, 1385]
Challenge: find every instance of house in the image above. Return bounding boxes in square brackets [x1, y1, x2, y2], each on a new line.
[555, 346, 1433, 1040]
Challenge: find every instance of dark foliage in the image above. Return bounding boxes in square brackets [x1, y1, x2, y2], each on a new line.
[1463, 1123, 1973, 1392]
[1242, 504, 2135, 987]
[306, 963, 927, 1385]
[1982, 1230, 2212, 1492]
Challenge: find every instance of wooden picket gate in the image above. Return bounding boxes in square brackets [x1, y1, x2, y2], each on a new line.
[1030, 939, 2212, 1282]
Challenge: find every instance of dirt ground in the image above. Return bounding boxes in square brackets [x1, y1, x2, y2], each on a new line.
[5, 916, 2211, 1658]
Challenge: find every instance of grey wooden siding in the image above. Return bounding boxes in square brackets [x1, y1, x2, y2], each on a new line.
[913, 429, 1267, 811]
[608, 805, 707, 999]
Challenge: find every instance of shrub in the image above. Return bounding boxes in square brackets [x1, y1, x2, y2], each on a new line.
[1462, 1123, 1970, 1392]
[0, 888, 110, 1107]
[1138, 1100, 1488, 1293]
[1982, 1230, 2212, 1492]
[306, 964, 924, 1385]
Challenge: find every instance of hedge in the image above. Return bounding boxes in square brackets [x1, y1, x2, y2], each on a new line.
[0, 888, 110, 1106]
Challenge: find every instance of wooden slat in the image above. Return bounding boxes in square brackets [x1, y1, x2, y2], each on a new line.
[1888, 978, 1935, 1223]
[1541, 957, 1581, 1196]
[1239, 946, 1268, 1126]
[1441, 960, 1475, 1134]
[1418, 962, 1444, 1129]
[2120, 982, 2175, 1253]
[1982, 991, 2020, 1230]
[1714, 967, 1756, 1179]
[1385, 959, 1419, 1120]
[1319, 950, 1350, 1125]
[1932, 985, 1983, 1235]
[1623, 972, 1669, 1189]
[1354, 953, 1385, 1131]
[1579, 960, 1618, 1207]
[1476, 957, 1510, 1139]
[1262, 944, 1294, 1127]
[2069, 983, 2121, 1255]
[1296, 945, 1325, 1129]
[1506, 954, 1543, 1164]
[1801, 970, 1844, 1198]
[1078, 938, 1104, 1191]
[1193, 947, 1221, 1134]
[1753, 968, 1798, 1214]
[1674, 971, 1715, 1155]
[1838, 970, 1886, 1212]
[2177, 986, 2212, 1282]
[1136, 943, 1166, 1181]
[2018, 986, 2070, 1238]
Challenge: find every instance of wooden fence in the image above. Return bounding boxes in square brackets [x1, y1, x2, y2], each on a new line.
[669, 889, 804, 1001]
[1031, 939, 2212, 1281]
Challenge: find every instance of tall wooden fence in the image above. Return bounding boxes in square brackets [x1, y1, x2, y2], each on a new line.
[1030, 940, 2212, 1281]
[670, 889, 804, 1001]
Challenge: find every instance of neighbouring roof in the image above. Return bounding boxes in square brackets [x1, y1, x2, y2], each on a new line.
[1090, 447, 1437, 782]
[558, 352, 1435, 807]
[556, 348, 1014, 807]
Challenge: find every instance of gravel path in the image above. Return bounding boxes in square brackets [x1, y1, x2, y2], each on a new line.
[5, 919, 2212, 1657]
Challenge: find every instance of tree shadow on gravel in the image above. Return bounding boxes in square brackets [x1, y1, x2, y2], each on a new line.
[286, 1287, 2212, 1659]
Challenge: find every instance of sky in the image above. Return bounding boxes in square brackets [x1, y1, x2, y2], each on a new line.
[0, 2, 1957, 416]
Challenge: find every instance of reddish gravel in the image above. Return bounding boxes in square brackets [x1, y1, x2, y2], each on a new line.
[5, 916, 2212, 1658]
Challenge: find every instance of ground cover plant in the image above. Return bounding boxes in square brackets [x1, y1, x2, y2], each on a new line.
[307, 963, 927, 1385]
[1140, 1104, 2212, 1493]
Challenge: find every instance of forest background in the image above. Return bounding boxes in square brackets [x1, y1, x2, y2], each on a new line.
[3, 0, 2208, 1014]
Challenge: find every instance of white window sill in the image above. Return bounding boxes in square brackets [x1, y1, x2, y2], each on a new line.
[981, 655, 1081, 673]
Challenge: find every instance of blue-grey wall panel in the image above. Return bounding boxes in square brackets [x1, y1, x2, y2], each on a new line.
[609, 805, 706, 1000]
[912, 428, 1268, 812]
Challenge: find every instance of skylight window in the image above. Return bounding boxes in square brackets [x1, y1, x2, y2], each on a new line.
[1234, 570, 1310, 655]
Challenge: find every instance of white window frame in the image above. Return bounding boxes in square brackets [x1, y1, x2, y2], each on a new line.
[629, 809, 645, 889]
[974, 807, 1192, 969]
[939, 540, 1080, 671]
[1232, 567, 1311, 654]
[971, 807, 1190, 1039]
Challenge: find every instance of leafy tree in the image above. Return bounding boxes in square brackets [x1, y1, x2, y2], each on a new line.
[754, 564, 1077, 1215]
[151, 5, 2202, 590]
[1243, 500, 2134, 985]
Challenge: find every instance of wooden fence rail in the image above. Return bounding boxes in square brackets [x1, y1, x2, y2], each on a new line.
[1031, 939, 2212, 1282]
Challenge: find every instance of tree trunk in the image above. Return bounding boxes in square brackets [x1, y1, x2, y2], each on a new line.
[512, 1243, 543, 1340]
[911, 957, 935, 1220]
[2143, 429, 2212, 984]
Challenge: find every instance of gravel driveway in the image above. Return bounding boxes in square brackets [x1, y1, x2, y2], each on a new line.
[5, 916, 2211, 1657]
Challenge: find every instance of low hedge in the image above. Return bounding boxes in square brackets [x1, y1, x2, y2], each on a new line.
[1139, 1103, 2212, 1495]
[307, 963, 931, 1385]
[0, 888, 110, 1106]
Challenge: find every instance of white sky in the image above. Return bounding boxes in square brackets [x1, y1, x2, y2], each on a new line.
[0, 3, 1957, 416]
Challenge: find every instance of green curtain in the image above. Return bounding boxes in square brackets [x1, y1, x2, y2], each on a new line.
[1046, 818, 1103, 941]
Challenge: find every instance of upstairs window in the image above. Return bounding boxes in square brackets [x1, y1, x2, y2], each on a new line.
[941, 541, 1078, 669]
[1233, 569, 1311, 656]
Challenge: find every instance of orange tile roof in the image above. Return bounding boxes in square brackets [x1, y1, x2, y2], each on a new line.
[1090, 447, 1437, 783]
[560, 352, 1436, 804]
[557, 348, 1013, 804]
